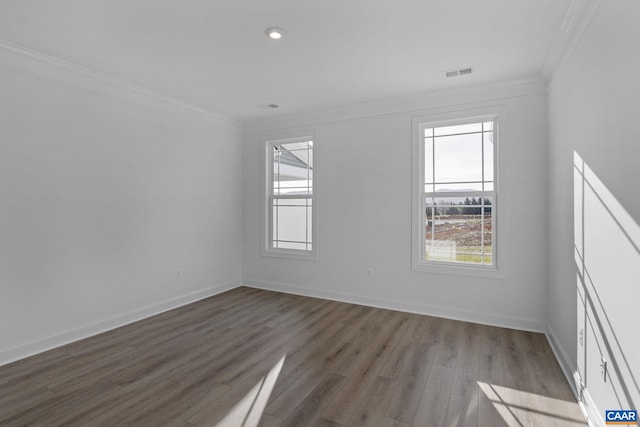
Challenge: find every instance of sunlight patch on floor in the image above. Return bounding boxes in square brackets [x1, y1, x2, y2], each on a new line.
[478, 381, 587, 426]
[216, 355, 286, 427]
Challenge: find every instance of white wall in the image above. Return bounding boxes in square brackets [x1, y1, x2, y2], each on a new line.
[547, 0, 640, 420]
[243, 81, 549, 331]
[0, 51, 243, 364]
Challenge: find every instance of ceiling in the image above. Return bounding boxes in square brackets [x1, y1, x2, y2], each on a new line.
[0, 0, 571, 120]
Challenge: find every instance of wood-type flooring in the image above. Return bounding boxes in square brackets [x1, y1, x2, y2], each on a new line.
[0, 287, 587, 426]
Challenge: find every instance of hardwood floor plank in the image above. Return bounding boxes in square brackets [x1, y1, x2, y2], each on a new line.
[0, 379, 120, 426]
[187, 372, 268, 426]
[412, 365, 455, 427]
[0, 288, 585, 427]
[279, 373, 347, 427]
[386, 371, 432, 421]
[503, 347, 532, 392]
[346, 376, 398, 426]
[333, 312, 408, 380]
[48, 378, 178, 426]
[380, 417, 411, 427]
[104, 380, 230, 427]
[378, 317, 420, 380]
[322, 373, 378, 424]
[257, 414, 282, 427]
[433, 319, 462, 369]
[281, 321, 350, 378]
[264, 370, 329, 420]
[450, 322, 481, 402]
[0, 386, 56, 424]
[444, 396, 479, 427]
[0, 351, 75, 389]
[477, 391, 511, 427]
[265, 340, 354, 420]
[478, 323, 504, 356]
[478, 349, 506, 386]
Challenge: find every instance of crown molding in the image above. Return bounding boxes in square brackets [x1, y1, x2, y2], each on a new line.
[0, 39, 241, 129]
[244, 76, 546, 133]
[542, 0, 603, 90]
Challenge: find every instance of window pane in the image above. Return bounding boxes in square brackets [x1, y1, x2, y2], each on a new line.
[272, 198, 310, 246]
[273, 141, 313, 196]
[273, 149, 281, 192]
[483, 131, 494, 183]
[278, 140, 312, 151]
[279, 141, 312, 169]
[434, 182, 483, 192]
[434, 122, 482, 136]
[434, 133, 483, 183]
[481, 208, 493, 265]
[424, 203, 435, 261]
[425, 196, 493, 265]
[307, 205, 313, 247]
[425, 137, 433, 184]
[277, 241, 307, 250]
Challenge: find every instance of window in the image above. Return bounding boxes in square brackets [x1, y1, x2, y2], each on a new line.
[413, 115, 497, 271]
[264, 135, 315, 259]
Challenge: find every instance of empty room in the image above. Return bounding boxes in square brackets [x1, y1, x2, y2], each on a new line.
[1, 0, 638, 426]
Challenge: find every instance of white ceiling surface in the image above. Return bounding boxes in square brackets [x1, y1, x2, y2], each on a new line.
[0, 1, 570, 120]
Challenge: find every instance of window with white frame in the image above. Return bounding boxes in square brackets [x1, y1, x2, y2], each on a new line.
[265, 136, 314, 257]
[415, 117, 497, 268]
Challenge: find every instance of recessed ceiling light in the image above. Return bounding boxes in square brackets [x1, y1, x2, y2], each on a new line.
[265, 27, 284, 40]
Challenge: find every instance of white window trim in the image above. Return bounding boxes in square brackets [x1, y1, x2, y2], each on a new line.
[411, 107, 505, 278]
[261, 131, 318, 261]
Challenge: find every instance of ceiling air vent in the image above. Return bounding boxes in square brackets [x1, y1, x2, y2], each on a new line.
[445, 67, 473, 78]
[258, 103, 280, 110]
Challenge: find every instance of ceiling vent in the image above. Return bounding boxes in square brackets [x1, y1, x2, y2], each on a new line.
[258, 103, 280, 110]
[445, 67, 473, 78]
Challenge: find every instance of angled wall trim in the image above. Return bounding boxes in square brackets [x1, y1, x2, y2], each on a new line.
[542, 0, 603, 90]
[0, 39, 240, 129]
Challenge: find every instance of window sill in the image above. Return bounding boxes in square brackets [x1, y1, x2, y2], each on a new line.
[262, 249, 317, 262]
[412, 260, 505, 279]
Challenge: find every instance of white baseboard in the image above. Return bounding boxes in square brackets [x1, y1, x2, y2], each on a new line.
[581, 383, 604, 427]
[242, 278, 546, 332]
[546, 325, 598, 427]
[0, 280, 241, 367]
[545, 324, 579, 397]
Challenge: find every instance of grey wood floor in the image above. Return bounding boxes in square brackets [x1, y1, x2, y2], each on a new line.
[0, 287, 586, 426]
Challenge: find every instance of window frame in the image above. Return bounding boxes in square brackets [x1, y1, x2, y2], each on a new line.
[262, 131, 317, 261]
[411, 108, 504, 276]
